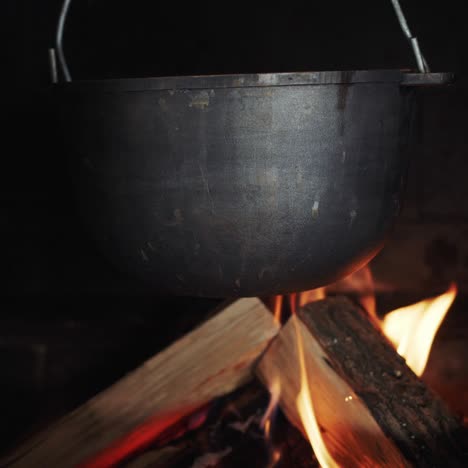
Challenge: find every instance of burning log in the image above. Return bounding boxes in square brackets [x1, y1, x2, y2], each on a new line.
[256, 296, 467, 468]
[122, 380, 319, 468]
[122, 381, 271, 468]
[2, 298, 279, 468]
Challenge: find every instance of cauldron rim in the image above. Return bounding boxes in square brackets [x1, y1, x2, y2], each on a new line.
[55, 69, 452, 92]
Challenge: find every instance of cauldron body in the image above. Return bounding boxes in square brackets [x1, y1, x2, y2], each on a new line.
[57, 70, 450, 296]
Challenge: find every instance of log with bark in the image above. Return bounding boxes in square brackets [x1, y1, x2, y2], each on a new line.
[1, 298, 279, 468]
[256, 296, 468, 468]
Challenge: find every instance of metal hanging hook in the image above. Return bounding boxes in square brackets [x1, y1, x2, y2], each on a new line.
[390, 0, 430, 73]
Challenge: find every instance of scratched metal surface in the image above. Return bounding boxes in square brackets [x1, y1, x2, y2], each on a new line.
[58, 77, 414, 296]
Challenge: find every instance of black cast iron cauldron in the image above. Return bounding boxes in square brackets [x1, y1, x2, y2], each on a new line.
[57, 70, 451, 296]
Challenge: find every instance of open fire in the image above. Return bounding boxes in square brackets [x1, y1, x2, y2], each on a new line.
[382, 283, 457, 377]
[5, 268, 464, 468]
[294, 315, 339, 468]
[266, 267, 458, 467]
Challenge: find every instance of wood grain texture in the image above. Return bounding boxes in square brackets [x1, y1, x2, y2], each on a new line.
[257, 309, 409, 468]
[257, 297, 467, 467]
[2, 298, 279, 468]
[297, 297, 467, 468]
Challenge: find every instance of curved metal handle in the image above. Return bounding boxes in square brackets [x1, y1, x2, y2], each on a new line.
[52, 0, 430, 83]
[56, 0, 73, 82]
[390, 0, 430, 73]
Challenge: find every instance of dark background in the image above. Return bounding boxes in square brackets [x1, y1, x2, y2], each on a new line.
[4, 0, 467, 298]
[2, 0, 467, 454]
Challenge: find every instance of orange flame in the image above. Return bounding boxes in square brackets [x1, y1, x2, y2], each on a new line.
[261, 376, 282, 467]
[298, 287, 326, 308]
[293, 316, 339, 468]
[261, 376, 281, 435]
[268, 267, 456, 467]
[289, 292, 297, 315]
[273, 295, 283, 325]
[275, 267, 388, 468]
[288, 287, 325, 317]
[381, 283, 457, 376]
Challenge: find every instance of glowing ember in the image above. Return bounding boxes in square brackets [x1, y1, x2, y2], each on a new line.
[293, 316, 339, 468]
[382, 283, 457, 376]
[271, 449, 281, 465]
[80, 405, 208, 468]
[265, 448, 282, 468]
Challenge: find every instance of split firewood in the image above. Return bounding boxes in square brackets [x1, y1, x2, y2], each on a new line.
[2, 298, 279, 468]
[256, 296, 468, 468]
